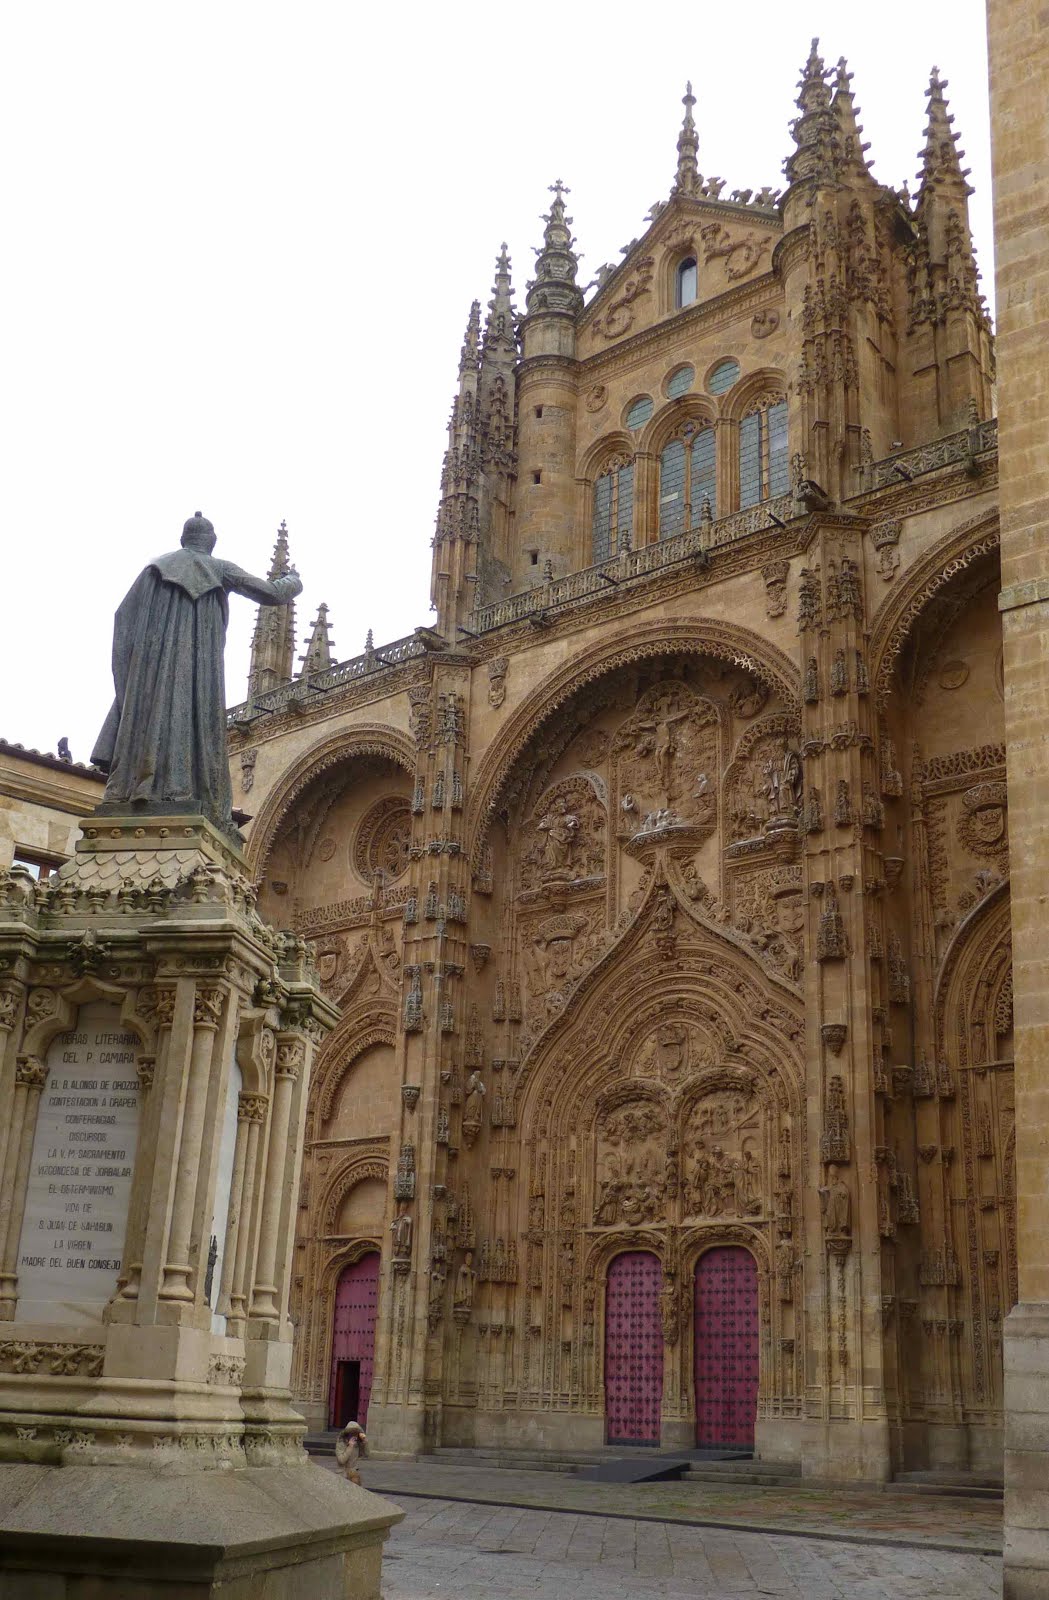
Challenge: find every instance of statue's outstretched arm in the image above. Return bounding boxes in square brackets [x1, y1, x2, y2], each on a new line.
[220, 562, 303, 606]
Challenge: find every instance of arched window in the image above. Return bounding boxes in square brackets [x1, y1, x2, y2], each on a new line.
[676, 257, 698, 309]
[659, 422, 717, 537]
[739, 398, 788, 508]
[592, 455, 634, 562]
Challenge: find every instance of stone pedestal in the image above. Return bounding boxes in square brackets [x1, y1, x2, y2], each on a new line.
[0, 815, 400, 1596]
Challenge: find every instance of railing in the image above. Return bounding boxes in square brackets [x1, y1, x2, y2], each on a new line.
[470, 494, 795, 634]
[866, 418, 997, 492]
[226, 632, 426, 726]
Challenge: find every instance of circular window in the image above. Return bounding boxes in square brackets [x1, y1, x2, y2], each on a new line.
[665, 365, 695, 399]
[625, 395, 654, 430]
[708, 359, 741, 395]
[353, 796, 412, 882]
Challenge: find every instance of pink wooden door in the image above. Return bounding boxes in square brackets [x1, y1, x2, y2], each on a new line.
[694, 1246, 758, 1448]
[328, 1252, 380, 1429]
[604, 1251, 663, 1445]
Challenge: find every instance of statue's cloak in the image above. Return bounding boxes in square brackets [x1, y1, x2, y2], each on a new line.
[92, 551, 294, 832]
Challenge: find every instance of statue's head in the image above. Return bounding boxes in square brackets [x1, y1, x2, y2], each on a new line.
[181, 511, 216, 553]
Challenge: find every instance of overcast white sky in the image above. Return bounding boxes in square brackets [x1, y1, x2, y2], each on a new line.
[1, 1, 992, 764]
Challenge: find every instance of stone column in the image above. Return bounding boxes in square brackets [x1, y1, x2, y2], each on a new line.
[0, 1056, 48, 1317]
[249, 1036, 301, 1324]
[161, 985, 225, 1304]
[987, 3, 1049, 1593]
[219, 1090, 268, 1331]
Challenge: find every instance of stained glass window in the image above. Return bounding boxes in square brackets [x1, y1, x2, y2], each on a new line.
[625, 395, 654, 430]
[677, 257, 698, 308]
[739, 398, 788, 508]
[666, 364, 695, 399]
[659, 424, 716, 537]
[593, 459, 634, 561]
[709, 359, 741, 395]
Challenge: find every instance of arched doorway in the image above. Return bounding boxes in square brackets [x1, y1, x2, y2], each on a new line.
[694, 1246, 758, 1449]
[604, 1251, 663, 1445]
[328, 1252, 380, 1430]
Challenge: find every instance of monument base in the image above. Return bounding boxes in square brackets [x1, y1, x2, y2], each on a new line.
[0, 1461, 401, 1598]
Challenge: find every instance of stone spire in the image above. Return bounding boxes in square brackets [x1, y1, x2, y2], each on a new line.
[917, 67, 973, 198]
[247, 520, 297, 700]
[671, 82, 700, 198]
[479, 244, 518, 471]
[298, 602, 334, 678]
[459, 298, 481, 379]
[831, 56, 875, 183]
[784, 38, 838, 187]
[431, 299, 484, 633]
[525, 181, 584, 318]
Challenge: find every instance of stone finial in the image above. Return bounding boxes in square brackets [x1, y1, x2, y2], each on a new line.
[297, 602, 334, 678]
[525, 180, 584, 318]
[482, 244, 518, 355]
[672, 81, 700, 199]
[917, 66, 973, 195]
[459, 300, 482, 377]
[268, 519, 292, 581]
[831, 55, 874, 178]
[248, 520, 297, 696]
[785, 38, 838, 187]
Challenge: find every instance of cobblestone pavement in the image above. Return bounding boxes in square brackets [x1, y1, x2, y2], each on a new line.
[375, 1494, 1003, 1600]
[325, 1457, 1001, 1553]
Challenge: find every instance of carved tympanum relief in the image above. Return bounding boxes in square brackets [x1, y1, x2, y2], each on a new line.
[612, 683, 718, 835]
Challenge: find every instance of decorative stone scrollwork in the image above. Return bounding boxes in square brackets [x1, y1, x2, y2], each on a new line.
[15, 1057, 48, 1089]
[394, 1141, 416, 1200]
[238, 1092, 269, 1122]
[761, 560, 789, 618]
[816, 884, 847, 961]
[0, 1341, 103, 1377]
[275, 1039, 305, 1079]
[193, 987, 224, 1028]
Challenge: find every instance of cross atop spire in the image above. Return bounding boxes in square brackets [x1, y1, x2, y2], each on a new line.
[672, 81, 700, 199]
[917, 66, 973, 194]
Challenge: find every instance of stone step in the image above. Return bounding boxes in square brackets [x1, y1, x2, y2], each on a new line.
[890, 1470, 1003, 1501]
[683, 1462, 801, 1488]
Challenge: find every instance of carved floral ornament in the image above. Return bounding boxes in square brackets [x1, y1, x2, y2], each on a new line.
[353, 795, 412, 883]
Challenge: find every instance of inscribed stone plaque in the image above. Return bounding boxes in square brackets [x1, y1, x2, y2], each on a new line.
[15, 1001, 140, 1325]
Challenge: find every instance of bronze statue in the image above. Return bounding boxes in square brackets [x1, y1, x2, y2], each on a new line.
[92, 513, 301, 837]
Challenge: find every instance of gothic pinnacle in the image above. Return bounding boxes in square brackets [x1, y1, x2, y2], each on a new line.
[797, 38, 831, 114]
[298, 602, 335, 677]
[526, 179, 583, 318]
[917, 66, 973, 194]
[482, 243, 517, 356]
[459, 300, 481, 376]
[672, 81, 700, 198]
[832, 54, 873, 177]
[268, 518, 291, 581]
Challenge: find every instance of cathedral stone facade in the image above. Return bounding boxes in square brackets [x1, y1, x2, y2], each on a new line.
[230, 47, 1006, 1480]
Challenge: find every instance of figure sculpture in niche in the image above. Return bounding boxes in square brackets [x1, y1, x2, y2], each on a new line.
[92, 512, 302, 838]
[454, 1251, 476, 1308]
[820, 1164, 852, 1235]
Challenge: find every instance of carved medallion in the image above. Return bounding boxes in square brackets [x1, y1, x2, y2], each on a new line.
[353, 796, 412, 882]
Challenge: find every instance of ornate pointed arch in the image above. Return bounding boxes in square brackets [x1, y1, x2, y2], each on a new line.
[321, 1154, 391, 1237]
[467, 619, 801, 866]
[309, 1007, 397, 1131]
[869, 510, 1000, 705]
[934, 877, 1012, 1071]
[244, 724, 416, 879]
